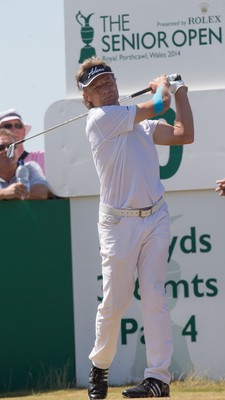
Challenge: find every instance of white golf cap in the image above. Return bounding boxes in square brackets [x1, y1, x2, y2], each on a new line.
[0, 108, 31, 135]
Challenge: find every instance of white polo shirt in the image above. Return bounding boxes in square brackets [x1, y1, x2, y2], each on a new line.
[86, 104, 164, 209]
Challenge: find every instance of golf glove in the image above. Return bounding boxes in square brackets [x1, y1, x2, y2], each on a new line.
[168, 73, 188, 94]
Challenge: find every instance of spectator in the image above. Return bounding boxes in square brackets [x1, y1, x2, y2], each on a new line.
[0, 108, 45, 173]
[0, 128, 48, 200]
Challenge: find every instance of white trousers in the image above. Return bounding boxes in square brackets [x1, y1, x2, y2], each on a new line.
[89, 202, 173, 384]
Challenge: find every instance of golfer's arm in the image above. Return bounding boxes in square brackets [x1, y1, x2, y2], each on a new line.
[153, 88, 194, 145]
[134, 85, 171, 124]
[173, 88, 194, 144]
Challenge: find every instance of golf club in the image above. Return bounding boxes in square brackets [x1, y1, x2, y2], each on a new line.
[7, 74, 181, 159]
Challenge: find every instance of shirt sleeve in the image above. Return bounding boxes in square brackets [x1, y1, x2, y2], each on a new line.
[26, 161, 47, 186]
[87, 105, 136, 146]
[25, 151, 45, 174]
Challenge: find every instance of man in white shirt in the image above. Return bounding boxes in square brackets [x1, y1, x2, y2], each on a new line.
[76, 57, 194, 399]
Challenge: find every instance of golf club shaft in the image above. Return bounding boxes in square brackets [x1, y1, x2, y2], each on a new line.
[6, 73, 183, 159]
[14, 111, 90, 146]
[11, 87, 152, 147]
[120, 87, 152, 102]
[9, 72, 182, 154]
[10, 72, 183, 150]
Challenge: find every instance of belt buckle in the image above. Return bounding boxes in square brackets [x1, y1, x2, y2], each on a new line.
[139, 209, 147, 217]
[139, 207, 153, 217]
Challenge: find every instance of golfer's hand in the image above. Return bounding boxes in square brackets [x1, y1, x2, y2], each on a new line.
[149, 74, 170, 94]
[215, 178, 225, 196]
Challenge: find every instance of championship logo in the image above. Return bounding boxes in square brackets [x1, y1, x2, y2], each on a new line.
[76, 11, 96, 63]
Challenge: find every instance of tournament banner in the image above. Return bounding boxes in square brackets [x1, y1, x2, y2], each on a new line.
[64, 0, 225, 95]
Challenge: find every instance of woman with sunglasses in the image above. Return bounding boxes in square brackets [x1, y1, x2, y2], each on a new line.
[0, 109, 45, 173]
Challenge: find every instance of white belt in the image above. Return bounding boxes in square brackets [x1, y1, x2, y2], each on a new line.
[99, 197, 165, 218]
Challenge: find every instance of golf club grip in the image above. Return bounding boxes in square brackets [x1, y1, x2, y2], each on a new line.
[130, 74, 181, 98]
[131, 87, 152, 98]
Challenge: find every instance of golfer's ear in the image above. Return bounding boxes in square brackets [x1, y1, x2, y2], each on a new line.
[83, 92, 91, 103]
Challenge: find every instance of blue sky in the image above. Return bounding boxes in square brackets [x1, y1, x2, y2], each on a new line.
[0, 0, 66, 151]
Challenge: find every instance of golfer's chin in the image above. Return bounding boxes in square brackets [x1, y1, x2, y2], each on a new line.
[98, 94, 118, 106]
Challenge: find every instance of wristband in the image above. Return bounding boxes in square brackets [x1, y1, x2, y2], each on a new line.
[152, 86, 164, 114]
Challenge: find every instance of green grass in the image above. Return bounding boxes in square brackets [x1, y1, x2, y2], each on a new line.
[1, 378, 225, 400]
[172, 376, 225, 393]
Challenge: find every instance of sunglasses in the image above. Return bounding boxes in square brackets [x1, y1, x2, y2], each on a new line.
[0, 143, 14, 152]
[1, 123, 24, 130]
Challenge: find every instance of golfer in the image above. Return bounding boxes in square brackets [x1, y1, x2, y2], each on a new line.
[76, 57, 194, 399]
